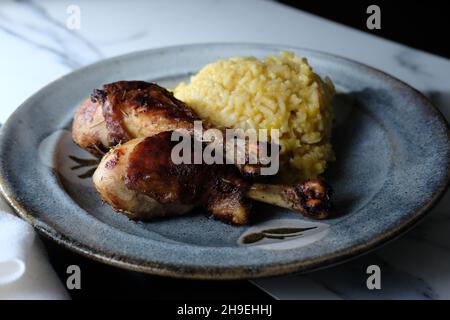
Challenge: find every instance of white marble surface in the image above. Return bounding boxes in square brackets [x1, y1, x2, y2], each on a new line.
[0, 0, 449, 299]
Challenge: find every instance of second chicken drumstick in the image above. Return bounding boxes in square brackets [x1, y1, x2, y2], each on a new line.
[73, 81, 269, 177]
[93, 131, 332, 225]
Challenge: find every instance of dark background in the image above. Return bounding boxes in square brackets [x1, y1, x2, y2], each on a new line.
[43, 0, 448, 300]
[279, 0, 450, 59]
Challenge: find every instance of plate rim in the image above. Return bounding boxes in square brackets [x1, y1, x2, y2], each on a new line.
[1, 42, 449, 280]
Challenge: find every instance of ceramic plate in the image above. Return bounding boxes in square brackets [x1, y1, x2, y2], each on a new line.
[0, 43, 449, 279]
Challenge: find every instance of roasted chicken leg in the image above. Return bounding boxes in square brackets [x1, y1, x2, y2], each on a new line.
[73, 81, 267, 176]
[93, 131, 332, 225]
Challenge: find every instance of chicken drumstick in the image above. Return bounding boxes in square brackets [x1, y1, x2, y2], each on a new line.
[72, 81, 267, 176]
[93, 131, 332, 225]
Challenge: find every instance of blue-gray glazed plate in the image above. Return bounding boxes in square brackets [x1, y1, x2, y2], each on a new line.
[0, 43, 449, 279]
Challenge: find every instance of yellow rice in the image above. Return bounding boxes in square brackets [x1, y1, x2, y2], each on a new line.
[174, 51, 335, 182]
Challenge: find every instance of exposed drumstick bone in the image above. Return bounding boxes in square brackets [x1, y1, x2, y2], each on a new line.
[246, 179, 333, 219]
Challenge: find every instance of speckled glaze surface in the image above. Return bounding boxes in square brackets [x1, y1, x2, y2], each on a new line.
[0, 43, 449, 279]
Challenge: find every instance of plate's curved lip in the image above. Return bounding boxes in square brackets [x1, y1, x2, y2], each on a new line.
[0, 42, 449, 280]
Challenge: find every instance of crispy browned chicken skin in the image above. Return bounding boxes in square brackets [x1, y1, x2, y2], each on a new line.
[93, 132, 332, 225]
[73, 81, 266, 176]
[72, 81, 199, 155]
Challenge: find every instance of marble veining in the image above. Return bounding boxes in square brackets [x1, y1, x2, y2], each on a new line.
[0, 0, 449, 299]
[394, 50, 433, 77]
[0, 0, 102, 68]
